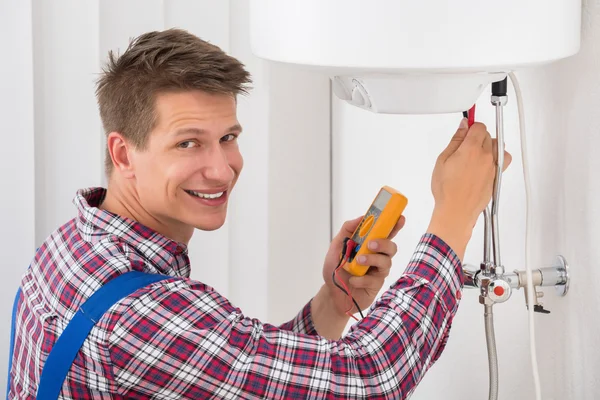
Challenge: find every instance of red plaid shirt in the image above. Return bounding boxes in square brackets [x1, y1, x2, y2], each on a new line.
[9, 187, 463, 399]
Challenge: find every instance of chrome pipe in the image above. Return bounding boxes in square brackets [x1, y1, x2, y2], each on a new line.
[463, 266, 479, 288]
[491, 102, 505, 271]
[483, 206, 492, 267]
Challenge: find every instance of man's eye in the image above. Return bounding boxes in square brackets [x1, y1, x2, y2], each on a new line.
[178, 141, 197, 149]
[221, 134, 238, 143]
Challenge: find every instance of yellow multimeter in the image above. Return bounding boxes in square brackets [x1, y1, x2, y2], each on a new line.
[343, 186, 408, 277]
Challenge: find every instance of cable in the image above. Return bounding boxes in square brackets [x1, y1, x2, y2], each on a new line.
[332, 238, 365, 321]
[509, 71, 542, 400]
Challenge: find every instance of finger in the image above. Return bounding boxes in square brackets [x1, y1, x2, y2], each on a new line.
[349, 275, 386, 290]
[388, 215, 406, 239]
[355, 253, 392, 275]
[463, 122, 489, 147]
[365, 238, 398, 258]
[335, 215, 363, 241]
[438, 118, 470, 162]
[483, 133, 493, 153]
[502, 151, 513, 172]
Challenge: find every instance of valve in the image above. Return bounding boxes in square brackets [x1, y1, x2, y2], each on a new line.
[462, 255, 571, 311]
[488, 279, 511, 303]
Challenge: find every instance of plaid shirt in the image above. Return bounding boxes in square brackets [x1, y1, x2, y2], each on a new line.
[9, 187, 463, 399]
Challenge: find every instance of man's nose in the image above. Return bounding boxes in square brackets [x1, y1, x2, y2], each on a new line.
[203, 146, 234, 182]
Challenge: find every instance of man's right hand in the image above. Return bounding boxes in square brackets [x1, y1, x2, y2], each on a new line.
[426, 118, 512, 261]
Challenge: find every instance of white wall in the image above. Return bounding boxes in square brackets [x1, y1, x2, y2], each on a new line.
[228, 1, 331, 323]
[0, 0, 37, 393]
[525, 1, 600, 396]
[332, 1, 597, 399]
[266, 65, 332, 322]
[0, 0, 330, 393]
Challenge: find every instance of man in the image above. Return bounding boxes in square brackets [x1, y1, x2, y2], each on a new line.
[9, 28, 511, 399]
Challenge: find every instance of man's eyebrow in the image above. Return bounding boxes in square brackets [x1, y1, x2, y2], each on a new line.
[173, 124, 243, 136]
[173, 127, 207, 136]
[229, 124, 243, 133]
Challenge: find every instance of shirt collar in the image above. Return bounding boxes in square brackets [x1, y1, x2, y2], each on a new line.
[73, 187, 190, 277]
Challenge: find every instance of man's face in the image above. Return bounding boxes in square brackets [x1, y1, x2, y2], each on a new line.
[130, 90, 243, 236]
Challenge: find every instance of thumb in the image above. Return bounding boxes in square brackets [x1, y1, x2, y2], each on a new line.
[503, 151, 513, 172]
[438, 118, 469, 162]
[334, 215, 363, 241]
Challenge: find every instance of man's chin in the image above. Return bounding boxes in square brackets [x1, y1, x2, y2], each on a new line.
[192, 217, 227, 232]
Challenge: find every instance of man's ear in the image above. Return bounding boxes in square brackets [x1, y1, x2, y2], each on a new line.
[106, 132, 135, 179]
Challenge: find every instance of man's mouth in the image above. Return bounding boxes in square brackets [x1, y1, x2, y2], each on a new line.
[185, 189, 226, 199]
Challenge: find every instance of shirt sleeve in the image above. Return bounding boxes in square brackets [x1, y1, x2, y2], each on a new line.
[277, 300, 318, 335]
[107, 233, 463, 399]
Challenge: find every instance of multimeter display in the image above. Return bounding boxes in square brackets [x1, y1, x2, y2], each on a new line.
[348, 190, 391, 261]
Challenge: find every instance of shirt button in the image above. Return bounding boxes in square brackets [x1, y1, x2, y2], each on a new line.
[175, 245, 184, 253]
[456, 291, 462, 300]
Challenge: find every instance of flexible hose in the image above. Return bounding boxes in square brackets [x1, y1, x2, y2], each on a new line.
[484, 304, 499, 400]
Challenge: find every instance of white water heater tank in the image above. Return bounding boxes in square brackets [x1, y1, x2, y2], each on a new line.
[249, 0, 582, 114]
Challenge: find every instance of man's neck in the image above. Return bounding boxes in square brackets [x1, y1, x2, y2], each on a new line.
[99, 181, 192, 244]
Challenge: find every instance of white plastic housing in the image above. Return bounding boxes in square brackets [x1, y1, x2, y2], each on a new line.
[249, 0, 582, 114]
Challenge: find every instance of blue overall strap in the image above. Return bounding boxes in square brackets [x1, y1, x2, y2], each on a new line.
[7, 288, 22, 399]
[36, 271, 172, 400]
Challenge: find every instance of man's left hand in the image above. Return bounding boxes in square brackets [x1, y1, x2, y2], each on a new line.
[322, 215, 406, 319]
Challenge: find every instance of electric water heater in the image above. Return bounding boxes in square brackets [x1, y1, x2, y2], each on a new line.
[248, 0, 582, 114]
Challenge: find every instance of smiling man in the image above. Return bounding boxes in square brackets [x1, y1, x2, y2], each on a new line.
[99, 90, 243, 241]
[9, 28, 510, 399]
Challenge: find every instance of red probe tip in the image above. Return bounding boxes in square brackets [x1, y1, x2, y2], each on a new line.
[467, 104, 476, 127]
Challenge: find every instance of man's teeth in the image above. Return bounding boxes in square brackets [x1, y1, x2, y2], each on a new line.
[188, 190, 224, 199]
